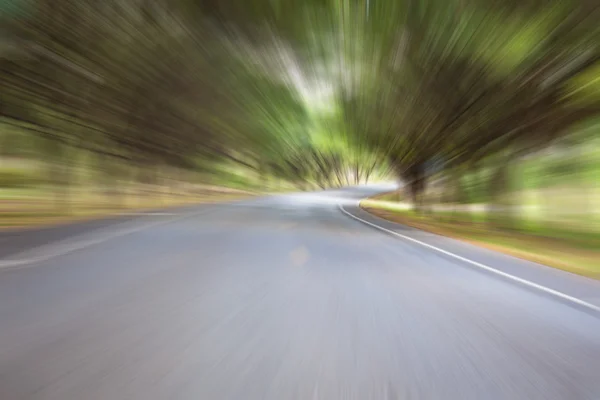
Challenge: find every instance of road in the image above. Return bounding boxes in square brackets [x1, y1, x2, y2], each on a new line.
[1, 186, 599, 400]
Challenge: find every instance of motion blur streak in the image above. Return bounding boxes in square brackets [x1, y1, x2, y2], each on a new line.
[1, 0, 600, 399]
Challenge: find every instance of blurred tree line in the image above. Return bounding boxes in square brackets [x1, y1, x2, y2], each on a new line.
[0, 0, 599, 224]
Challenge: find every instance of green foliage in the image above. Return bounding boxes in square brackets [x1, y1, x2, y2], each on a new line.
[566, 64, 600, 106]
[1, 0, 599, 195]
[0, 168, 44, 188]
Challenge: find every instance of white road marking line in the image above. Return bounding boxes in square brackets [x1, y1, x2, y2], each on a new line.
[339, 203, 600, 314]
[0, 209, 212, 271]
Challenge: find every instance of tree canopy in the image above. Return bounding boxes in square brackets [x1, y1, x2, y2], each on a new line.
[1, 0, 599, 194]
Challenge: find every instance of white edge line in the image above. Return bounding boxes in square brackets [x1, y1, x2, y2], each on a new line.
[339, 203, 600, 314]
[0, 209, 214, 271]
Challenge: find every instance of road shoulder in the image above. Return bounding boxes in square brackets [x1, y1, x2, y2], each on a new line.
[340, 202, 600, 313]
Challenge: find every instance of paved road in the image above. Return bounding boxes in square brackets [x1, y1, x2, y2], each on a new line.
[1, 186, 599, 400]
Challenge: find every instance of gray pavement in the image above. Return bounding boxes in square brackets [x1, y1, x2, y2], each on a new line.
[0, 186, 599, 399]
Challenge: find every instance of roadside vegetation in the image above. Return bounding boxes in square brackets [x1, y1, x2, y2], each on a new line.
[362, 130, 600, 277]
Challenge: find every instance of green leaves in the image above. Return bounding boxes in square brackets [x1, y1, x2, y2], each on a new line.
[3, 0, 599, 190]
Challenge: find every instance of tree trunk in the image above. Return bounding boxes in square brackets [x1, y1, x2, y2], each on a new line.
[488, 160, 513, 229]
[448, 169, 464, 222]
[402, 164, 427, 213]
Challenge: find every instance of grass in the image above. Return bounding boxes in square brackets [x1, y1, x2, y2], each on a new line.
[0, 186, 255, 229]
[361, 197, 600, 279]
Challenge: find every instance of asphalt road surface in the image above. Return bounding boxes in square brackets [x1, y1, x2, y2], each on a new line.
[1, 186, 599, 400]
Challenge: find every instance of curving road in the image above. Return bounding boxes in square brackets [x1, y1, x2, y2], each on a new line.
[1, 186, 599, 400]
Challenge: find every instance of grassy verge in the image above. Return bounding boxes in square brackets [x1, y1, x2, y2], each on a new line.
[361, 197, 600, 279]
[0, 187, 255, 230]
